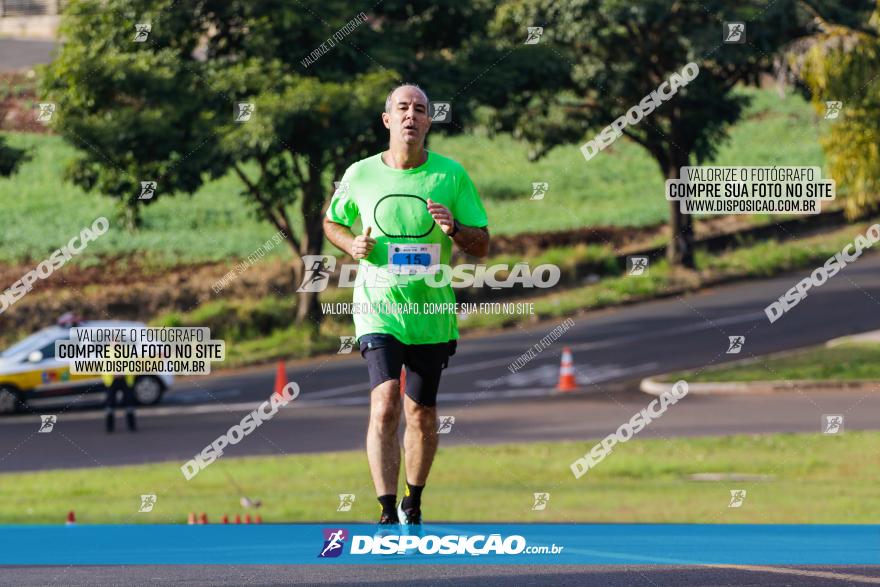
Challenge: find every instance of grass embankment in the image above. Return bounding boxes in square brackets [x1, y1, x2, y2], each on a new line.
[1, 433, 876, 524]
[0, 87, 822, 265]
[663, 343, 880, 383]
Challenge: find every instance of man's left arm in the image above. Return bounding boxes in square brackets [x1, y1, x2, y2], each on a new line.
[426, 198, 490, 258]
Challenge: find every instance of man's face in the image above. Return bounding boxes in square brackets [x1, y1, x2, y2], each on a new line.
[382, 86, 431, 146]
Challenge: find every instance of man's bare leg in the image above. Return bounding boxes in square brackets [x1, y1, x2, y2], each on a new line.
[366, 379, 402, 497]
[403, 395, 438, 486]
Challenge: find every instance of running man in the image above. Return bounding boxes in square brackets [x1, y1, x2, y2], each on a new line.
[323, 84, 489, 529]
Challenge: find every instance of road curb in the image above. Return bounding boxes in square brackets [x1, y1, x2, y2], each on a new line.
[640, 376, 880, 396]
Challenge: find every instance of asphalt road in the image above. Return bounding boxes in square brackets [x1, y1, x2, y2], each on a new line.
[3, 253, 880, 472]
[0, 38, 56, 70]
[6, 564, 880, 586]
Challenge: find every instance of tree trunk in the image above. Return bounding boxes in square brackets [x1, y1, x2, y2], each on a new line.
[665, 155, 695, 268]
[294, 181, 328, 327]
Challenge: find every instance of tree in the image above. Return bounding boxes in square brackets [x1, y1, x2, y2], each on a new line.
[487, 0, 874, 267]
[40, 0, 403, 325]
[789, 4, 880, 218]
[40, 0, 521, 325]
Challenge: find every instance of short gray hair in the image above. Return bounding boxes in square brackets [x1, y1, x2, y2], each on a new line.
[384, 83, 430, 113]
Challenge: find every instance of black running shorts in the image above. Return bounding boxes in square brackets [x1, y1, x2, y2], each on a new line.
[358, 333, 456, 407]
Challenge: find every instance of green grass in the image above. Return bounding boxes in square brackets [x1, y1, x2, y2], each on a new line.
[0, 87, 824, 265]
[664, 343, 880, 383]
[1, 433, 876, 524]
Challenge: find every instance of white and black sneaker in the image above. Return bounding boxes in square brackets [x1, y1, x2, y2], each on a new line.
[397, 503, 424, 537]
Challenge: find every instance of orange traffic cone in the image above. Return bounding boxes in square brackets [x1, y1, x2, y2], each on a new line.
[234, 514, 241, 524]
[244, 513, 252, 524]
[221, 514, 229, 524]
[255, 514, 262, 524]
[399, 367, 406, 397]
[198, 512, 208, 525]
[187, 512, 196, 525]
[274, 361, 287, 396]
[557, 347, 577, 392]
[66, 511, 76, 526]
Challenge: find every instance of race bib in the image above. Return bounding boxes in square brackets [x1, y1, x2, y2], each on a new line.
[387, 243, 440, 275]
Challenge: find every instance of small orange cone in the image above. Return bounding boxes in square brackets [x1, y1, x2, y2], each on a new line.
[557, 347, 577, 392]
[234, 514, 241, 524]
[187, 512, 196, 525]
[274, 361, 287, 396]
[399, 367, 406, 397]
[66, 511, 76, 526]
[244, 513, 252, 524]
[221, 514, 229, 524]
[198, 512, 208, 525]
[255, 514, 262, 524]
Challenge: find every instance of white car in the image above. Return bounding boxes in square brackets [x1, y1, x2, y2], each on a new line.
[0, 320, 174, 414]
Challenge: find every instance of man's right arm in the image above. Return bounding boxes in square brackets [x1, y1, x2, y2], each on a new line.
[323, 219, 376, 260]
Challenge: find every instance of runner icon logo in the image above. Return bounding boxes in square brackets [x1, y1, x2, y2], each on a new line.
[139, 181, 157, 201]
[822, 414, 844, 434]
[726, 336, 745, 354]
[628, 256, 649, 276]
[532, 492, 550, 511]
[235, 103, 255, 122]
[298, 255, 337, 293]
[38, 415, 56, 433]
[139, 494, 157, 513]
[825, 101, 843, 119]
[338, 336, 356, 354]
[728, 490, 746, 508]
[133, 23, 151, 42]
[319, 528, 348, 558]
[531, 182, 549, 200]
[438, 416, 455, 434]
[724, 22, 745, 43]
[524, 27, 544, 44]
[337, 494, 356, 512]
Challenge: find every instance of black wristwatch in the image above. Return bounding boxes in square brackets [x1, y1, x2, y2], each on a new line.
[448, 219, 461, 237]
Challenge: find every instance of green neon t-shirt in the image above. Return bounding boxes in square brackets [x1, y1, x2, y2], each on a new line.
[325, 150, 488, 345]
